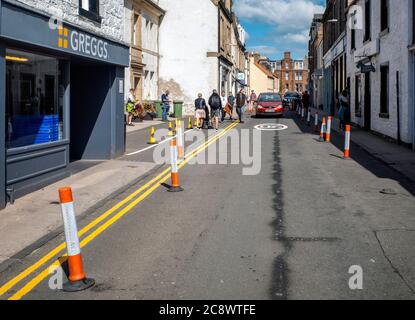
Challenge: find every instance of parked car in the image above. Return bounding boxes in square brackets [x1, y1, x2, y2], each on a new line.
[283, 91, 301, 110]
[255, 93, 284, 117]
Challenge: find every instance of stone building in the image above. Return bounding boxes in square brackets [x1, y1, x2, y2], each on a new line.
[230, 14, 248, 94]
[346, 0, 415, 147]
[308, 14, 324, 109]
[322, 0, 348, 116]
[124, 0, 164, 102]
[274, 52, 309, 94]
[248, 53, 279, 94]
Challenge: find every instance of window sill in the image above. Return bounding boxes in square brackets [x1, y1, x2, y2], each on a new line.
[363, 38, 372, 45]
[379, 28, 389, 38]
[379, 113, 390, 119]
[79, 8, 102, 24]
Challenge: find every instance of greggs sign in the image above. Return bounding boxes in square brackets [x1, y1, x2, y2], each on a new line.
[57, 24, 109, 60]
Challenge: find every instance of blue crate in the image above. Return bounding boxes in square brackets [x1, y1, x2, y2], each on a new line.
[12, 115, 60, 145]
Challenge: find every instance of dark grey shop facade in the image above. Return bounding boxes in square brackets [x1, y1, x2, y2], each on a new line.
[0, 1, 129, 209]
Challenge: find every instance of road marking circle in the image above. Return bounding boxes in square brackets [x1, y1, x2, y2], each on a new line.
[254, 123, 288, 131]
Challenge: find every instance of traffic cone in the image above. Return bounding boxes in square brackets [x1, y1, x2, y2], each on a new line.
[58, 187, 95, 292]
[344, 125, 351, 159]
[167, 121, 174, 137]
[187, 117, 193, 129]
[319, 117, 326, 142]
[194, 117, 198, 128]
[168, 138, 183, 192]
[326, 116, 332, 142]
[148, 127, 158, 144]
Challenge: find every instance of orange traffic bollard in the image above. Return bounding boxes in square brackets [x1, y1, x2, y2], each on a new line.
[326, 116, 332, 142]
[58, 187, 95, 292]
[168, 138, 184, 192]
[319, 117, 326, 142]
[344, 125, 351, 159]
[176, 119, 184, 159]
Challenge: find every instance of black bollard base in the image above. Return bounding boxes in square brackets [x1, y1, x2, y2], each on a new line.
[63, 278, 95, 292]
[168, 186, 184, 193]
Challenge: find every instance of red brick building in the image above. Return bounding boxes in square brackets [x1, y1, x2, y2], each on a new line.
[274, 52, 309, 94]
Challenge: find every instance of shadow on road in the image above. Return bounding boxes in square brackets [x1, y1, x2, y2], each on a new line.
[288, 110, 415, 197]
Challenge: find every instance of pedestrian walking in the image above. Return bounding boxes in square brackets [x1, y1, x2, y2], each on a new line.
[236, 88, 247, 124]
[226, 91, 235, 121]
[126, 89, 136, 126]
[302, 90, 310, 111]
[248, 90, 257, 114]
[338, 89, 350, 130]
[208, 90, 222, 131]
[220, 91, 227, 122]
[161, 90, 171, 122]
[194, 93, 207, 130]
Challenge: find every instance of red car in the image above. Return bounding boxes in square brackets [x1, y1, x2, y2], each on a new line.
[255, 93, 284, 117]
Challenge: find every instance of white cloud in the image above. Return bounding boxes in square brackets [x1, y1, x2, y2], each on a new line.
[247, 45, 277, 55]
[235, 0, 324, 30]
[234, 0, 324, 57]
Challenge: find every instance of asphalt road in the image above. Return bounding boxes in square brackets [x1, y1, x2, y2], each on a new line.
[1, 111, 415, 300]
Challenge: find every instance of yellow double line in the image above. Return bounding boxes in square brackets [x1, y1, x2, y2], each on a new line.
[0, 121, 239, 300]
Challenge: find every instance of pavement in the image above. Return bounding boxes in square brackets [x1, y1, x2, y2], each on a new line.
[309, 107, 415, 182]
[0, 160, 158, 269]
[0, 110, 414, 300]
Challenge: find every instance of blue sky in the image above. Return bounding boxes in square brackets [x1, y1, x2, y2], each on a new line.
[234, 0, 326, 60]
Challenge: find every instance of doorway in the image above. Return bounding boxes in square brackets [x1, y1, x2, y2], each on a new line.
[364, 73, 371, 130]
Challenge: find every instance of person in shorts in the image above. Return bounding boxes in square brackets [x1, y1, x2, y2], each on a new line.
[194, 93, 207, 130]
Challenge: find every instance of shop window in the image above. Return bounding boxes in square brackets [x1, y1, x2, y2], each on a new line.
[351, 28, 356, 51]
[413, 0, 415, 44]
[364, 0, 371, 42]
[5, 49, 65, 149]
[355, 75, 362, 116]
[133, 13, 140, 47]
[380, 64, 389, 116]
[79, 0, 101, 23]
[380, 0, 389, 33]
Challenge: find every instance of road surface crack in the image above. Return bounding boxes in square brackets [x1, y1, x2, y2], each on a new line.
[373, 231, 415, 295]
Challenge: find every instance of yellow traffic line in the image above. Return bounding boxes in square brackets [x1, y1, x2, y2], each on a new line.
[1, 124, 230, 297]
[4, 122, 239, 300]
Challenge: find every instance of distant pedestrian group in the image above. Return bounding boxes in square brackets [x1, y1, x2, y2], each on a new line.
[125, 87, 250, 129]
[193, 88, 248, 130]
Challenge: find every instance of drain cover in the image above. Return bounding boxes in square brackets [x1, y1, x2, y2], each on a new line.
[380, 188, 398, 195]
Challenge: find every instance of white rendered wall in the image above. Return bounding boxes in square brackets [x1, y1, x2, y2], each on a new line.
[158, 0, 219, 115]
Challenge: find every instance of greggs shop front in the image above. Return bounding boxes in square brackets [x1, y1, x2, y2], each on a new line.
[0, 1, 129, 209]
